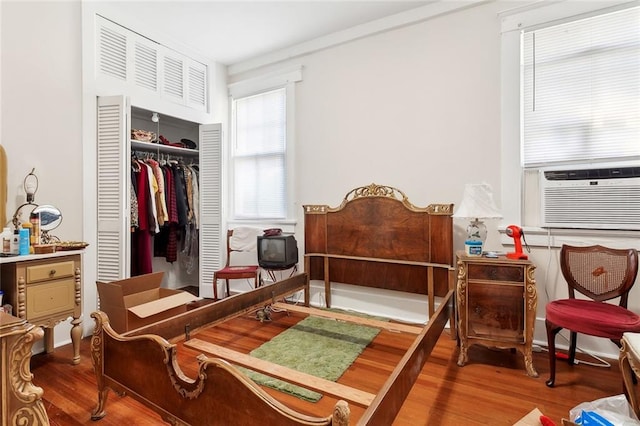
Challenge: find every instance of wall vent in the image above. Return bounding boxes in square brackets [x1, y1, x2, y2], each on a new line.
[540, 165, 640, 230]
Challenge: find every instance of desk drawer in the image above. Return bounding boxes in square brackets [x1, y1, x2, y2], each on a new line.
[468, 264, 524, 282]
[26, 279, 76, 320]
[26, 261, 75, 284]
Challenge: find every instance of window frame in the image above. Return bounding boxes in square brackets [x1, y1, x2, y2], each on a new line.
[499, 1, 639, 229]
[227, 66, 302, 225]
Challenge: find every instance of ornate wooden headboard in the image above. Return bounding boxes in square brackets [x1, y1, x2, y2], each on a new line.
[303, 183, 454, 316]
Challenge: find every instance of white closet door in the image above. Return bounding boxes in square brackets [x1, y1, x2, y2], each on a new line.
[97, 95, 131, 282]
[199, 123, 222, 298]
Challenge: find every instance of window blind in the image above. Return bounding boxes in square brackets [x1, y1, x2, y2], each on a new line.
[233, 87, 287, 219]
[522, 6, 640, 167]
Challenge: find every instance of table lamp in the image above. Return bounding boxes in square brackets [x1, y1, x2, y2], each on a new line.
[11, 168, 39, 230]
[453, 183, 502, 255]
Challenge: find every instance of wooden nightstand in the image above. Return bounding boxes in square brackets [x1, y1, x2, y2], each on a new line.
[1, 251, 83, 364]
[455, 251, 538, 377]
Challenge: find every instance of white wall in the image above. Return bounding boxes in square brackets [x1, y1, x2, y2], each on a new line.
[1, 1, 83, 237]
[229, 2, 504, 319]
[1, 1, 83, 349]
[232, 0, 639, 359]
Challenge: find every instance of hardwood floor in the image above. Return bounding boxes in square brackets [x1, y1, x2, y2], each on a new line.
[31, 311, 624, 425]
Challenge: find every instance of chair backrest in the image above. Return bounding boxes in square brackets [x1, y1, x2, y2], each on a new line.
[560, 244, 639, 307]
[225, 227, 262, 267]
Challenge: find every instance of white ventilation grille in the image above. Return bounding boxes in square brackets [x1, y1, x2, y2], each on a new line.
[134, 41, 158, 91]
[98, 25, 127, 81]
[188, 63, 207, 108]
[95, 15, 207, 111]
[163, 56, 184, 99]
[541, 166, 640, 230]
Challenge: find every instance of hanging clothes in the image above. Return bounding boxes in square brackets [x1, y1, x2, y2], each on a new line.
[131, 160, 153, 276]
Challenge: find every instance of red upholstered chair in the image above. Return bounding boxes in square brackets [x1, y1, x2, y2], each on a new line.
[213, 229, 261, 301]
[545, 244, 640, 387]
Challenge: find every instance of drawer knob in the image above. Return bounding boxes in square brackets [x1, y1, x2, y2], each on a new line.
[49, 269, 56, 277]
[488, 268, 498, 279]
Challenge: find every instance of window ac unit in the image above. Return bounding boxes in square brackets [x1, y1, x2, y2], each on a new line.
[540, 165, 640, 230]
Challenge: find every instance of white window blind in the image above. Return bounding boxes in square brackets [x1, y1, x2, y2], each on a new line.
[522, 6, 640, 167]
[232, 88, 286, 219]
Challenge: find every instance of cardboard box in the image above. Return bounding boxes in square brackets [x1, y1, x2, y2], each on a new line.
[97, 272, 199, 333]
[513, 408, 549, 426]
[514, 408, 575, 426]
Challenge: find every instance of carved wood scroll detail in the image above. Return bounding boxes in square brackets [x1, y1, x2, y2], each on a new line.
[303, 183, 453, 215]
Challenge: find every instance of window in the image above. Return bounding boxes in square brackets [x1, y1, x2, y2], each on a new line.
[232, 88, 287, 219]
[522, 6, 640, 167]
[228, 66, 301, 222]
[500, 2, 640, 227]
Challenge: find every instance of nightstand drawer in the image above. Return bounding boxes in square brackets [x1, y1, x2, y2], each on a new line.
[26, 278, 76, 320]
[468, 263, 524, 282]
[26, 261, 75, 284]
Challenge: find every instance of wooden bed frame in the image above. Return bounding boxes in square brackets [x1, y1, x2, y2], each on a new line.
[304, 183, 454, 317]
[90, 184, 455, 425]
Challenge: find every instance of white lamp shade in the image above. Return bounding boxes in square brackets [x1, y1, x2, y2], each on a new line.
[453, 183, 502, 220]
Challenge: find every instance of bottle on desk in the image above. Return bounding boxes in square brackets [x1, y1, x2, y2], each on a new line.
[1, 227, 11, 253]
[19, 228, 30, 255]
[10, 230, 19, 255]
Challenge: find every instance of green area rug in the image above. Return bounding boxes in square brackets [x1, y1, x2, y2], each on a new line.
[242, 312, 383, 402]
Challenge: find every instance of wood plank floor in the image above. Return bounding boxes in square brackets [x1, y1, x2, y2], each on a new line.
[31, 310, 624, 425]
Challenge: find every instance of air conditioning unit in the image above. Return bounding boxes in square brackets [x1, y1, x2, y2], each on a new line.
[540, 165, 640, 230]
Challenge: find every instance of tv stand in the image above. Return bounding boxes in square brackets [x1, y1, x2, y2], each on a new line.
[263, 264, 298, 283]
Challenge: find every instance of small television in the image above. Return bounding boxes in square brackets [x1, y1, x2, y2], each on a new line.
[257, 234, 299, 269]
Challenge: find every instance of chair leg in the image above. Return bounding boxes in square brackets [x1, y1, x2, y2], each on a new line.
[568, 331, 578, 365]
[225, 279, 230, 298]
[546, 319, 561, 387]
[213, 277, 219, 301]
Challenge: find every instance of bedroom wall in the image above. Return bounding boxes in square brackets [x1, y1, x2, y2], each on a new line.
[231, 0, 640, 359]
[1, 1, 84, 350]
[230, 3, 504, 319]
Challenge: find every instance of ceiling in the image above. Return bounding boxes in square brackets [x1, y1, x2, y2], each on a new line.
[96, 1, 433, 65]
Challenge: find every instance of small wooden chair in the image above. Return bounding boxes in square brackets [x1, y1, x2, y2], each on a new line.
[545, 244, 640, 387]
[213, 229, 260, 301]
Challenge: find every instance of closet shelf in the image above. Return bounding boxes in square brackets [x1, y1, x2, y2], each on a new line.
[131, 140, 199, 157]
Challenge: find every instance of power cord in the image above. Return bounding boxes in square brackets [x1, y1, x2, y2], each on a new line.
[544, 332, 612, 368]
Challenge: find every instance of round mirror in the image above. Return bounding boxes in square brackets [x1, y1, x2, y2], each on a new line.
[32, 205, 63, 231]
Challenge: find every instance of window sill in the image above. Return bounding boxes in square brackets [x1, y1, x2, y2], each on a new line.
[499, 225, 640, 249]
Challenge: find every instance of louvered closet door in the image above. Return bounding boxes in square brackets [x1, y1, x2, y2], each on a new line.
[199, 123, 222, 298]
[97, 95, 131, 282]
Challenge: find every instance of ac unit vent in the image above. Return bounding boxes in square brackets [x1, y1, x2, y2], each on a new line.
[540, 166, 640, 230]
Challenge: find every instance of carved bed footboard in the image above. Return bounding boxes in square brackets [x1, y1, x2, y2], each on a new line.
[91, 311, 349, 426]
[90, 271, 454, 425]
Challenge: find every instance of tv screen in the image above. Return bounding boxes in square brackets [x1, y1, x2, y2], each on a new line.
[257, 235, 298, 269]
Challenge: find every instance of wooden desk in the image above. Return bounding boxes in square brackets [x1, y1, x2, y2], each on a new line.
[0, 312, 49, 425]
[455, 251, 538, 377]
[0, 251, 83, 364]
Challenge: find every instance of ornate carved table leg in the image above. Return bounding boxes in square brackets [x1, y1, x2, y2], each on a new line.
[456, 259, 469, 367]
[3, 315, 50, 425]
[71, 265, 82, 365]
